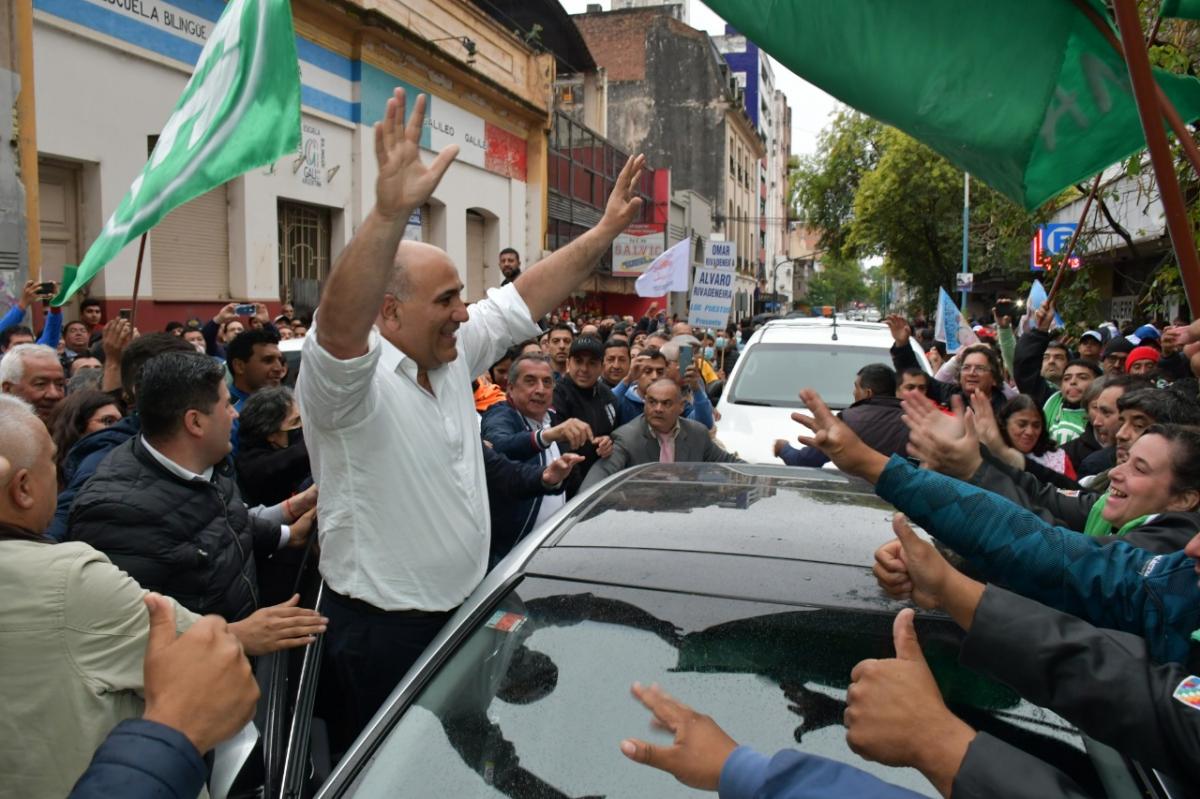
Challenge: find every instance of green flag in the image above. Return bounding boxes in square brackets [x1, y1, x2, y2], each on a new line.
[701, 0, 1200, 210]
[1162, 0, 1200, 20]
[57, 0, 300, 304]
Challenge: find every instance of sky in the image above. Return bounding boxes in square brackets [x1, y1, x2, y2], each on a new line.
[556, 0, 840, 157]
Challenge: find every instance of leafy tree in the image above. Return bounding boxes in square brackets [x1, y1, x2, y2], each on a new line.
[805, 253, 868, 309]
[792, 111, 884, 258]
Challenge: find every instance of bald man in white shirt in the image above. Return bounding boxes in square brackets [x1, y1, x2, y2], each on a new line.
[297, 88, 647, 741]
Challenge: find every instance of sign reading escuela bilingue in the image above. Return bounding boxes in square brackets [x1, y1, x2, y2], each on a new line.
[688, 240, 736, 330]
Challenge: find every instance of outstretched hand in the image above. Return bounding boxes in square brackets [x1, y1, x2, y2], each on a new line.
[792, 389, 888, 482]
[901, 394, 983, 480]
[601, 155, 647, 236]
[884, 315, 911, 346]
[374, 89, 459, 221]
[619, 682, 737, 790]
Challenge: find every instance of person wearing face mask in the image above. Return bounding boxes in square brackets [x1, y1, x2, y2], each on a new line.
[234, 386, 311, 508]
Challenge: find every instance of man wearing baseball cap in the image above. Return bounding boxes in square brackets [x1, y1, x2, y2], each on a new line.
[552, 336, 618, 491]
[1077, 330, 1103, 362]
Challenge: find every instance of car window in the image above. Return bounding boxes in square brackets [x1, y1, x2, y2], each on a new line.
[728, 344, 892, 408]
[342, 577, 1101, 798]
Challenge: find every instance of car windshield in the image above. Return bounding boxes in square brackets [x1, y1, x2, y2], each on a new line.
[727, 343, 892, 409]
[342, 577, 1101, 798]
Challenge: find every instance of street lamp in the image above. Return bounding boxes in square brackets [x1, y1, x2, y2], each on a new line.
[771, 256, 793, 311]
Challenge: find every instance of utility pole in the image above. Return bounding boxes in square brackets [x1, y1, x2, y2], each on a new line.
[1, 0, 40, 303]
[959, 172, 969, 312]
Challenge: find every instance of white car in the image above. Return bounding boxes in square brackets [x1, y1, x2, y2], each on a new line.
[714, 317, 929, 464]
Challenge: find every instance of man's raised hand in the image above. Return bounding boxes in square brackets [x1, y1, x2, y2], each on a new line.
[374, 89, 459, 221]
[600, 155, 647, 236]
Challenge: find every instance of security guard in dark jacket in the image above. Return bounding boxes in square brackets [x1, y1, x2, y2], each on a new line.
[552, 336, 618, 490]
[68, 352, 297, 622]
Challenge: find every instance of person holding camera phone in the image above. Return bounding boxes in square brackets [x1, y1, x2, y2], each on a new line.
[0, 279, 63, 354]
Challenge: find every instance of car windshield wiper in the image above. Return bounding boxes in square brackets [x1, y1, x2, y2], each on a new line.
[731, 399, 774, 406]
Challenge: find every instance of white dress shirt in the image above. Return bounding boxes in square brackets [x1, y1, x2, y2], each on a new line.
[296, 283, 541, 611]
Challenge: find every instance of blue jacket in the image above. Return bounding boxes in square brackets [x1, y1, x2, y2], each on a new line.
[875, 455, 1200, 664]
[480, 402, 562, 550]
[68, 719, 205, 799]
[49, 415, 141, 541]
[720, 746, 927, 799]
[613, 380, 714, 428]
[0, 304, 62, 348]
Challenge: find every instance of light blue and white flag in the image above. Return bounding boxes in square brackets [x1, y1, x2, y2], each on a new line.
[1021, 279, 1065, 332]
[934, 287, 978, 353]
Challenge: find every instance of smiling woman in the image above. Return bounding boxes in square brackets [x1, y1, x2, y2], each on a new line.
[1102, 425, 1200, 531]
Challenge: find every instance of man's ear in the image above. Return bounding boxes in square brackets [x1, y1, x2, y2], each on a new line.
[9, 468, 35, 510]
[379, 294, 402, 331]
[230, 358, 245, 378]
[182, 408, 206, 439]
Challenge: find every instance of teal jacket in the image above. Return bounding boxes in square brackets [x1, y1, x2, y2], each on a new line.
[874, 456, 1200, 664]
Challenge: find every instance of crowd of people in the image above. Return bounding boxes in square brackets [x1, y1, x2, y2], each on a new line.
[1, 87, 1199, 799]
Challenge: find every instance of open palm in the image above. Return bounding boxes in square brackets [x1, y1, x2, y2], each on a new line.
[374, 89, 459, 220]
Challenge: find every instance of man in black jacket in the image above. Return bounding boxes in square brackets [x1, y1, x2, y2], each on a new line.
[774, 364, 908, 468]
[69, 352, 316, 627]
[48, 333, 196, 541]
[552, 336, 617, 489]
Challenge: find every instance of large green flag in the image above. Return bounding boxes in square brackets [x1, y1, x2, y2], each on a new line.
[57, 0, 300, 304]
[701, 0, 1200, 210]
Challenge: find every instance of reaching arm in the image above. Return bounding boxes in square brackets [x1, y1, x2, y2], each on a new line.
[512, 155, 645, 320]
[316, 90, 458, 360]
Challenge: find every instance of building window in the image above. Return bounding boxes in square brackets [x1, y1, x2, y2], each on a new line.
[278, 199, 332, 305]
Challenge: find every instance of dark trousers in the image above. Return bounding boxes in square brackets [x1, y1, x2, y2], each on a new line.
[322, 589, 454, 753]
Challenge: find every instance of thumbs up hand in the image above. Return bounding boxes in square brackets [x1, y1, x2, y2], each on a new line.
[845, 609, 977, 794]
[874, 514, 955, 610]
[141, 593, 260, 754]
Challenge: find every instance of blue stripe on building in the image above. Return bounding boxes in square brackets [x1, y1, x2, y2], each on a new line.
[301, 85, 357, 124]
[35, 0, 204, 64]
[296, 37, 353, 80]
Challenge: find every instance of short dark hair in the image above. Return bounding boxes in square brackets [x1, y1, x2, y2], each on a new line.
[0, 325, 34, 350]
[1045, 340, 1070, 356]
[640, 346, 668, 366]
[64, 320, 89, 335]
[550, 323, 574, 337]
[1118, 386, 1200, 426]
[120, 333, 196, 399]
[238, 386, 294, 443]
[79, 298, 102, 312]
[165, 321, 184, 334]
[500, 247, 520, 259]
[137, 352, 226, 440]
[900, 366, 927, 381]
[508, 352, 553, 383]
[1065, 358, 1102, 377]
[604, 340, 630, 355]
[856, 364, 896, 396]
[226, 328, 281, 366]
[1142, 424, 1200, 497]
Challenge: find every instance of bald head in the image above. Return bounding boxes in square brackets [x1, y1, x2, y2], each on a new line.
[0, 395, 40, 473]
[388, 240, 457, 302]
[381, 240, 469, 372]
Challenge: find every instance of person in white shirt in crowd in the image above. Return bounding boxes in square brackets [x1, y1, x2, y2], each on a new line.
[296, 88, 647, 744]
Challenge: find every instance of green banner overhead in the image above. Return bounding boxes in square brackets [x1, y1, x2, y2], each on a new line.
[1161, 0, 1200, 20]
[56, 0, 301, 305]
[701, 0, 1200, 210]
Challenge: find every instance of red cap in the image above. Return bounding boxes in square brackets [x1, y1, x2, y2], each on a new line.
[1126, 346, 1161, 370]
